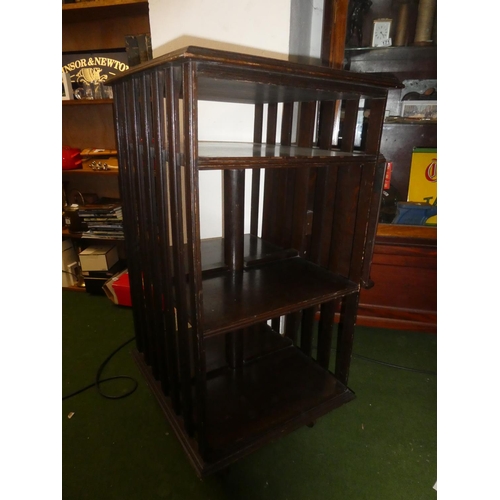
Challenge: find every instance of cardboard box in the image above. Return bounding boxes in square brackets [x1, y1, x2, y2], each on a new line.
[407, 148, 437, 225]
[62, 239, 79, 287]
[82, 261, 125, 295]
[103, 269, 132, 307]
[79, 244, 119, 272]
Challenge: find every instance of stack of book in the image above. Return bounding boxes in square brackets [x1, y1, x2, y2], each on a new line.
[79, 204, 124, 240]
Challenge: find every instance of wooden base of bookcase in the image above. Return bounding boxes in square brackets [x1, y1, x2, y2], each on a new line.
[132, 327, 355, 477]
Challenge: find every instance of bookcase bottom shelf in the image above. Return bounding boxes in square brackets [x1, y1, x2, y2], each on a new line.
[133, 327, 354, 477]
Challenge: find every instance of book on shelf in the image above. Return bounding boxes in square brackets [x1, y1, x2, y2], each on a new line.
[78, 204, 124, 238]
[82, 232, 125, 240]
[78, 204, 122, 214]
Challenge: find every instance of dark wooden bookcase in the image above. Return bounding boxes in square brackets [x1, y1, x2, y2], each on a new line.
[108, 46, 400, 476]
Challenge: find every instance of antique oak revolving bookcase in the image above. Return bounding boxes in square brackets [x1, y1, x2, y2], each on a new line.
[108, 46, 401, 477]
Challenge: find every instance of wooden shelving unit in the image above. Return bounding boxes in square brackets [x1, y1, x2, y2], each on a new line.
[108, 45, 400, 476]
[62, 0, 151, 291]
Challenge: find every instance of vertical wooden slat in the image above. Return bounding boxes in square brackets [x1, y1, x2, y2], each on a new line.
[261, 103, 279, 243]
[364, 99, 386, 153]
[284, 101, 317, 343]
[277, 102, 295, 249]
[335, 293, 359, 385]
[250, 103, 263, 236]
[291, 101, 316, 255]
[266, 103, 278, 144]
[316, 301, 336, 369]
[131, 76, 159, 374]
[328, 164, 362, 277]
[340, 98, 360, 153]
[166, 65, 190, 418]
[182, 61, 207, 450]
[253, 103, 264, 143]
[271, 317, 281, 333]
[309, 163, 338, 266]
[226, 329, 244, 369]
[348, 163, 377, 283]
[284, 311, 301, 345]
[361, 161, 386, 288]
[113, 81, 147, 355]
[300, 307, 316, 356]
[317, 101, 335, 149]
[123, 77, 151, 361]
[140, 71, 169, 388]
[152, 68, 180, 401]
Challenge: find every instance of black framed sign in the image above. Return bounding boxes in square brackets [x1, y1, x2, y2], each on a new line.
[62, 50, 130, 85]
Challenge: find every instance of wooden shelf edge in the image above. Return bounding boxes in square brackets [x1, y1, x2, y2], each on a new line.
[376, 223, 436, 240]
[62, 167, 119, 175]
[63, 0, 147, 10]
[63, 99, 114, 106]
[384, 118, 437, 125]
[63, 228, 124, 241]
[202, 257, 358, 337]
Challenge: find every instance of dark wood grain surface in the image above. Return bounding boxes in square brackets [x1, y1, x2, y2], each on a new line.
[201, 257, 358, 337]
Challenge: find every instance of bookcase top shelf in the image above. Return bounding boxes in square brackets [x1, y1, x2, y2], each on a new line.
[108, 45, 403, 103]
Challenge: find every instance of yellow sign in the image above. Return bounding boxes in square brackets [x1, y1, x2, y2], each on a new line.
[407, 148, 437, 225]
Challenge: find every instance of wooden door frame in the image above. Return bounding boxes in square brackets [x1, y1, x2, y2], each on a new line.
[321, 0, 350, 68]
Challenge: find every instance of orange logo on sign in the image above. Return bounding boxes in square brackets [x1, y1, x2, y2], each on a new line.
[425, 158, 437, 183]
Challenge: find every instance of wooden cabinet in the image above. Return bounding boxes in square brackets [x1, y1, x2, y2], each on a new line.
[344, 43, 437, 333]
[62, 1, 151, 288]
[358, 225, 437, 332]
[314, 0, 438, 333]
[108, 46, 400, 476]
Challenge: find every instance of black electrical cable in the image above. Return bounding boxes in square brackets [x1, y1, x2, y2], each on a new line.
[348, 351, 436, 375]
[310, 343, 436, 375]
[62, 336, 138, 401]
[325, 347, 436, 375]
[63, 332, 434, 402]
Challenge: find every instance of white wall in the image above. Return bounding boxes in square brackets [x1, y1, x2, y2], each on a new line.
[149, 0, 291, 238]
[289, 0, 324, 64]
[149, 0, 291, 60]
[148, 0, 292, 238]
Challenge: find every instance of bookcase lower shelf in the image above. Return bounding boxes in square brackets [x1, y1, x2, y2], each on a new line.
[133, 323, 355, 477]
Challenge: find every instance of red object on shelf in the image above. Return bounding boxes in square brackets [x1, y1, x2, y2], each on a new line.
[104, 269, 132, 307]
[384, 161, 393, 190]
[62, 146, 82, 170]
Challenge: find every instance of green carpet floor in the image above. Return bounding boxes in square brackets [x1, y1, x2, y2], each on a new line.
[62, 290, 437, 499]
